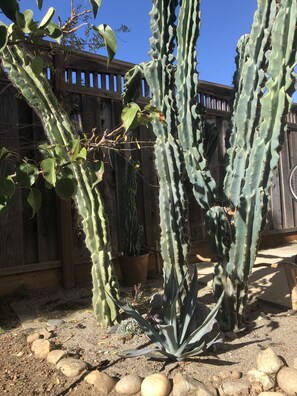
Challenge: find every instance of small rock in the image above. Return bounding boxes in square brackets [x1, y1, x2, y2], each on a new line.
[258, 392, 285, 396]
[231, 370, 242, 380]
[56, 358, 87, 377]
[39, 328, 53, 340]
[220, 380, 250, 395]
[257, 348, 284, 374]
[219, 370, 232, 380]
[277, 367, 297, 395]
[248, 369, 275, 391]
[47, 350, 67, 365]
[93, 372, 117, 395]
[141, 374, 171, 396]
[171, 373, 216, 396]
[26, 333, 40, 344]
[115, 374, 143, 395]
[85, 370, 101, 385]
[31, 339, 51, 359]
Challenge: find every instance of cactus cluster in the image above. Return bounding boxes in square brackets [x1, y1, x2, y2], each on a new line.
[1, 44, 119, 327]
[124, 0, 297, 330]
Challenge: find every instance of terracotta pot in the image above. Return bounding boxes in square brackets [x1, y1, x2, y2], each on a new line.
[118, 253, 149, 286]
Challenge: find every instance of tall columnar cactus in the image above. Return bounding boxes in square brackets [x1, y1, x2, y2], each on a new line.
[125, 0, 296, 330]
[1, 44, 119, 327]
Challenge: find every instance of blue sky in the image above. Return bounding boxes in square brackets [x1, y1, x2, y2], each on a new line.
[17, 0, 259, 87]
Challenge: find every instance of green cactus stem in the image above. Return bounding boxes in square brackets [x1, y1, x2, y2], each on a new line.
[1, 44, 119, 327]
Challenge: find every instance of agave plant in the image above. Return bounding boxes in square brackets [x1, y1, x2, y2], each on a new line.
[109, 267, 224, 361]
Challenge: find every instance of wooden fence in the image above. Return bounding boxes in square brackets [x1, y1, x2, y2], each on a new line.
[0, 43, 297, 293]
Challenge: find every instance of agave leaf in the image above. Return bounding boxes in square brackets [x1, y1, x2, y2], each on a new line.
[106, 292, 165, 347]
[176, 292, 224, 356]
[157, 324, 178, 354]
[118, 345, 159, 358]
[177, 340, 206, 360]
[179, 267, 199, 343]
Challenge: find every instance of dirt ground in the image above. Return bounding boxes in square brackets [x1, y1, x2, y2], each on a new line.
[0, 272, 296, 396]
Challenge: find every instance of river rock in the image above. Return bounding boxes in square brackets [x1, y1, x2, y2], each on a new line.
[93, 372, 117, 395]
[171, 373, 216, 396]
[27, 332, 40, 344]
[47, 349, 67, 365]
[56, 358, 87, 377]
[141, 373, 171, 396]
[115, 374, 142, 395]
[248, 369, 275, 391]
[220, 380, 250, 395]
[257, 348, 284, 374]
[31, 339, 51, 359]
[277, 367, 297, 395]
[85, 370, 101, 385]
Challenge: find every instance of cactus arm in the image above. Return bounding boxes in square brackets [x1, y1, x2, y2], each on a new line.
[175, 0, 217, 210]
[1, 44, 119, 327]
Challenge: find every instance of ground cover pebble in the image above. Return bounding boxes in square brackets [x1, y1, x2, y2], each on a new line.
[277, 367, 297, 395]
[93, 372, 117, 395]
[26, 332, 40, 343]
[46, 350, 67, 365]
[56, 358, 87, 377]
[84, 369, 101, 385]
[220, 380, 250, 395]
[248, 369, 275, 391]
[31, 339, 51, 359]
[115, 374, 143, 395]
[141, 373, 171, 396]
[257, 348, 284, 374]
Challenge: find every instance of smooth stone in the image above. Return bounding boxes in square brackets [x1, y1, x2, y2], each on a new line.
[141, 374, 171, 396]
[248, 369, 275, 391]
[85, 370, 101, 385]
[220, 380, 250, 395]
[39, 328, 53, 340]
[277, 367, 297, 395]
[258, 393, 285, 396]
[115, 374, 143, 395]
[56, 358, 87, 377]
[27, 332, 40, 344]
[257, 348, 284, 374]
[31, 339, 51, 359]
[93, 372, 117, 395]
[47, 349, 67, 365]
[172, 373, 216, 396]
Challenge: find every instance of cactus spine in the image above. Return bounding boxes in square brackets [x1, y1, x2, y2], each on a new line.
[1, 44, 119, 327]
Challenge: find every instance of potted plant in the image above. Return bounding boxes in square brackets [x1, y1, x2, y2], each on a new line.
[118, 161, 149, 286]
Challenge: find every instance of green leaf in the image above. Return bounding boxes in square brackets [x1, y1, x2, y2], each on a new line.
[41, 158, 56, 186]
[89, 0, 102, 18]
[45, 22, 62, 41]
[93, 24, 117, 65]
[15, 12, 26, 30]
[87, 160, 104, 188]
[0, 176, 15, 213]
[31, 56, 44, 75]
[0, 0, 20, 22]
[121, 103, 141, 131]
[77, 147, 87, 160]
[16, 163, 39, 187]
[0, 147, 11, 161]
[38, 7, 55, 29]
[68, 139, 81, 162]
[36, 0, 43, 10]
[27, 188, 42, 218]
[23, 9, 34, 32]
[55, 178, 78, 200]
[0, 25, 8, 52]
